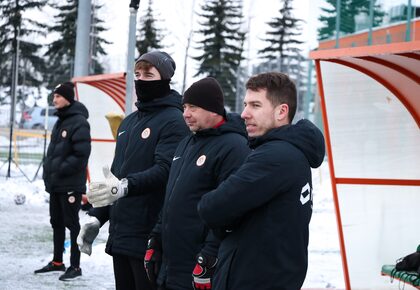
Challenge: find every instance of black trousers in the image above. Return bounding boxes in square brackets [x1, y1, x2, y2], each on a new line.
[49, 192, 82, 268]
[113, 253, 156, 290]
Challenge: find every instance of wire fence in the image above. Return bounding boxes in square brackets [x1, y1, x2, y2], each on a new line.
[0, 125, 50, 182]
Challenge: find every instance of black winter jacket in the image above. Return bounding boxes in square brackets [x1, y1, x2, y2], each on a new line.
[198, 119, 325, 290]
[89, 91, 189, 258]
[154, 114, 250, 290]
[43, 102, 91, 194]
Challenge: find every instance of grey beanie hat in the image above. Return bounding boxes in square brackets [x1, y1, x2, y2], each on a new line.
[136, 51, 176, 80]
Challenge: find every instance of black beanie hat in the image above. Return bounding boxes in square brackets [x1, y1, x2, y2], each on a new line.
[183, 77, 225, 116]
[136, 51, 176, 80]
[53, 82, 75, 104]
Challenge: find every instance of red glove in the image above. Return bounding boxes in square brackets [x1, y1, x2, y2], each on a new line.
[192, 253, 218, 290]
[144, 235, 162, 284]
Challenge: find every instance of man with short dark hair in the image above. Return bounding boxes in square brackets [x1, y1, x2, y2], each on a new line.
[144, 77, 250, 290]
[198, 72, 326, 289]
[35, 81, 91, 281]
[80, 51, 189, 290]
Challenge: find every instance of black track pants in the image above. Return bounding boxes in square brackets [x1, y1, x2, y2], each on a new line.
[49, 192, 82, 267]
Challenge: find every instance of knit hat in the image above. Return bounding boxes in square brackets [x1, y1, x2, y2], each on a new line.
[53, 82, 75, 104]
[183, 77, 225, 116]
[136, 51, 176, 80]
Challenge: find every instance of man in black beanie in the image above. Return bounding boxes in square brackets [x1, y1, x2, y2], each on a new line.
[81, 51, 189, 290]
[182, 77, 225, 118]
[35, 81, 91, 281]
[53, 81, 76, 104]
[144, 77, 250, 290]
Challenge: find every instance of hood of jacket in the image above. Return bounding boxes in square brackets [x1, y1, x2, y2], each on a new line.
[135, 89, 183, 113]
[250, 119, 325, 168]
[55, 101, 89, 120]
[194, 113, 247, 139]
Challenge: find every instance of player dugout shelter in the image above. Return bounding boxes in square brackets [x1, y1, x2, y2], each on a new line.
[72, 73, 127, 182]
[310, 41, 420, 289]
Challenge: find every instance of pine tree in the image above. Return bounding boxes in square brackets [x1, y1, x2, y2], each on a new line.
[44, 0, 110, 89]
[258, 0, 303, 72]
[89, 1, 111, 74]
[136, 0, 163, 57]
[318, 0, 385, 41]
[194, 0, 245, 110]
[0, 0, 47, 105]
[44, 0, 76, 88]
[257, 0, 307, 114]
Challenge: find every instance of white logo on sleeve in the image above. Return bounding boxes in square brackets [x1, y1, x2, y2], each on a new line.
[173, 156, 181, 161]
[300, 182, 312, 205]
[118, 130, 126, 137]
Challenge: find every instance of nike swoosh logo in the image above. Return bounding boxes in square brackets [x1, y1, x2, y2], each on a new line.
[173, 156, 181, 161]
[118, 131, 126, 136]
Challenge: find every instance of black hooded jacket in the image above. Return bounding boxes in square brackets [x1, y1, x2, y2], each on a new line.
[154, 113, 250, 290]
[43, 101, 91, 194]
[198, 119, 325, 290]
[89, 90, 189, 258]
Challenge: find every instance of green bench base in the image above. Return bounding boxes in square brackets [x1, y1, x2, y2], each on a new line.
[381, 265, 420, 289]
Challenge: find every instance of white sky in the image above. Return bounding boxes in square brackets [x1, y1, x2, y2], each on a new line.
[100, 0, 323, 92]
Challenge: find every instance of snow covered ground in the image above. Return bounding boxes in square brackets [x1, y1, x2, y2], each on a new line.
[0, 161, 345, 289]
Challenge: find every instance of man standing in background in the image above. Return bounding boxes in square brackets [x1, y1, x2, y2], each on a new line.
[35, 81, 91, 281]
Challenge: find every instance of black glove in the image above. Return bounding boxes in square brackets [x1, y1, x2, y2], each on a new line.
[144, 235, 162, 284]
[192, 253, 218, 290]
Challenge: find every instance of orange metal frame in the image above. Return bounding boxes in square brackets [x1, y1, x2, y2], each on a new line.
[315, 60, 352, 290]
[311, 41, 420, 290]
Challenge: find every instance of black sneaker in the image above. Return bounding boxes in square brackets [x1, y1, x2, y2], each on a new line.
[59, 266, 82, 281]
[34, 261, 65, 274]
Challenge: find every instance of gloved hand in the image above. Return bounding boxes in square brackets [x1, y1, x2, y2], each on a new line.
[192, 253, 218, 290]
[144, 235, 162, 284]
[87, 166, 128, 207]
[77, 216, 100, 256]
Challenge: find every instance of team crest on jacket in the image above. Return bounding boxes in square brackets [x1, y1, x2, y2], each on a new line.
[196, 155, 206, 166]
[68, 195, 75, 203]
[141, 128, 151, 139]
[61, 130, 67, 138]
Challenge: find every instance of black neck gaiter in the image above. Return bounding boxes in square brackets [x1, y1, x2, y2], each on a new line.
[135, 79, 171, 102]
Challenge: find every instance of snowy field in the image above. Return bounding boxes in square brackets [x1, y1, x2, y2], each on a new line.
[0, 161, 345, 289]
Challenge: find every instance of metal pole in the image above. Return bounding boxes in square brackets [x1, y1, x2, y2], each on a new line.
[335, 0, 341, 48]
[125, 0, 140, 114]
[235, 66, 242, 113]
[32, 100, 50, 181]
[368, 0, 374, 45]
[73, 0, 92, 77]
[182, 0, 197, 93]
[7, 28, 20, 178]
[405, 0, 412, 41]
[304, 59, 313, 120]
